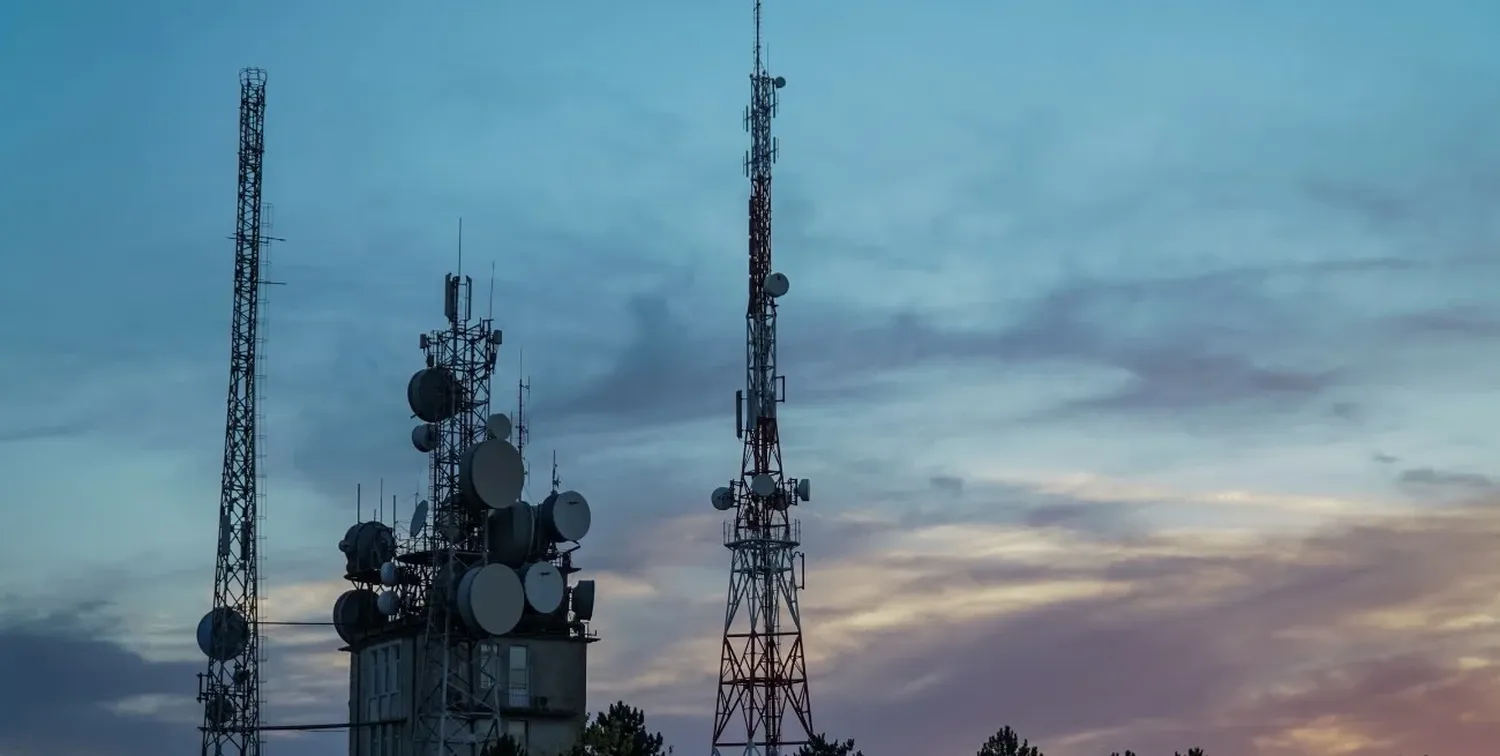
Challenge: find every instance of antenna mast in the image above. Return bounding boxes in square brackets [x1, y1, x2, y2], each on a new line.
[409, 241, 505, 756]
[197, 67, 269, 756]
[710, 2, 813, 754]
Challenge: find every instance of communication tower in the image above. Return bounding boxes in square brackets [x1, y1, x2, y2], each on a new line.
[332, 259, 600, 756]
[709, 2, 814, 755]
[196, 67, 270, 756]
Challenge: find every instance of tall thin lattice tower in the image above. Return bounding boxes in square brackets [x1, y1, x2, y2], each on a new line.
[710, 2, 814, 754]
[411, 268, 504, 756]
[197, 67, 269, 756]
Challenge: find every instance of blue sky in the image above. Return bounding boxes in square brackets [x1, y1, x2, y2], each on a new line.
[4, 1, 1500, 754]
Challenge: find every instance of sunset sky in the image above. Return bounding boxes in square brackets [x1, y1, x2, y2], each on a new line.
[3, 1, 1500, 754]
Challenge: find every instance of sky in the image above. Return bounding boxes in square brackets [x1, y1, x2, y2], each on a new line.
[2, 0, 1500, 754]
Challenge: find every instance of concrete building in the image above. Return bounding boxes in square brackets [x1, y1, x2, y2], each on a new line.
[347, 624, 593, 756]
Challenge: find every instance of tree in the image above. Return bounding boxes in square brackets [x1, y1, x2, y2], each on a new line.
[565, 701, 671, 756]
[481, 734, 527, 756]
[794, 733, 865, 756]
[1176, 750, 1206, 756]
[977, 726, 1044, 756]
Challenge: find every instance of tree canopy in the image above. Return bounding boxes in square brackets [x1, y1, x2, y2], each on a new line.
[480, 734, 527, 756]
[978, 726, 1044, 756]
[563, 700, 671, 756]
[793, 733, 865, 756]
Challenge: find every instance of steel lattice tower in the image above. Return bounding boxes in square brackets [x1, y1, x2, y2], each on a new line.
[198, 67, 268, 756]
[711, 3, 814, 754]
[412, 271, 504, 756]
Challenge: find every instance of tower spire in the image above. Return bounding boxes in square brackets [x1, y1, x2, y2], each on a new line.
[710, 2, 813, 754]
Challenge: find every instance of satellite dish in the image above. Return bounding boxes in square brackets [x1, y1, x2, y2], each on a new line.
[407, 367, 463, 423]
[773, 75, 787, 89]
[379, 562, 400, 587]
[410, 500, 429, 537]
[456, 564, 525, 636]
[519, 562, 565, 614]
[460, 439, 525, 509]
[796, 478, 810, 502]
[487, 504, 536, 566]
[764, 271, 790, 298]
[204, 694, 238, 726]
[711, 486, 735, 511]
[486, 413, 513, 441]
[196, 607, 250, 661]
[572, 580, 597, 621]
[347, 522, 396, 573]
[332, 589, 382, 644]
[750, 474, 776, 498]
[411, 424, 439, 453]
[538, 490, 592, 542]
[376, 590, 401, 616]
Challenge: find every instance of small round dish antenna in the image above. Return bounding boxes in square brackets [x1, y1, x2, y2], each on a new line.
[485, 413, 513, 441]
[519, 562, 565, 614]
[204, 694, 238, 726]
[196, 607, 250, 661]
[407, 367, 463, 423]
[796, 478, 811, 502]
[487, 504, 536, 566]
[410, 500, 429, 537]
[572, 579, 597, 621]
[751, 473, 776, 498]
[539, 490, 592, 542]
[711, 486, 735, 511]
[764, 271, 790, 298]
[456, 564, 525, 636]
[376, 590, 401, 616]
[773, 75, 787, 89]
[460, 439, 524, 509]
[411, 424, 439, 453]
[379, 562, 401, 587]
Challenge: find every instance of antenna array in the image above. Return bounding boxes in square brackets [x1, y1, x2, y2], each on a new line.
[710, 2, 814, 755]
[196, 67, 270, 756]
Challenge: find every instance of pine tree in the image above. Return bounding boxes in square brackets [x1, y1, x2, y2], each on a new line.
[977, 726, 1044, 756]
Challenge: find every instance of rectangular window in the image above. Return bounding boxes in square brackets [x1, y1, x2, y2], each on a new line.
[505, 719, 528, 751]
[507, 646, 529, 707]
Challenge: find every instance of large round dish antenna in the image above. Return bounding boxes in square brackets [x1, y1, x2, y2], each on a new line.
[487, 504, 536, 566]
[711, 486, 735, 511]
[796, 478, 811, 502]
[376, 590, 401, 616]
[407, 367, 463, 423]
[456, 564, 525, 635]
[519, 562, 565, 614]
[411, 500, 429, 537]
[196, 607, 250, 661]
[332, 589, 382, 644]
[486, 413, 513, 441]
[572, 579, 597, 621]
[346, 522, 396, 573]
[460, 439, 524, 509]
[411, 424, 439, 453]
[764, 271, 790, 298]
[751, 474, 776, 498]
[538, 490, 591, 542]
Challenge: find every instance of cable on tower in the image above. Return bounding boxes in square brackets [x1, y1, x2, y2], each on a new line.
[710, 2, 814, 754]
[196, 66, 270, 756]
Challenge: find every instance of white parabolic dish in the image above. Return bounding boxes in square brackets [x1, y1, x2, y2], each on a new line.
[751, 473, 776, 497]
[487, 504, 535, 566]
[486, 413, 512, 441]
[457, 563, 525, 635]
[520, 562, 565, 614]
[541, 490, 592, 542]
[460, 439, 524, 509]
